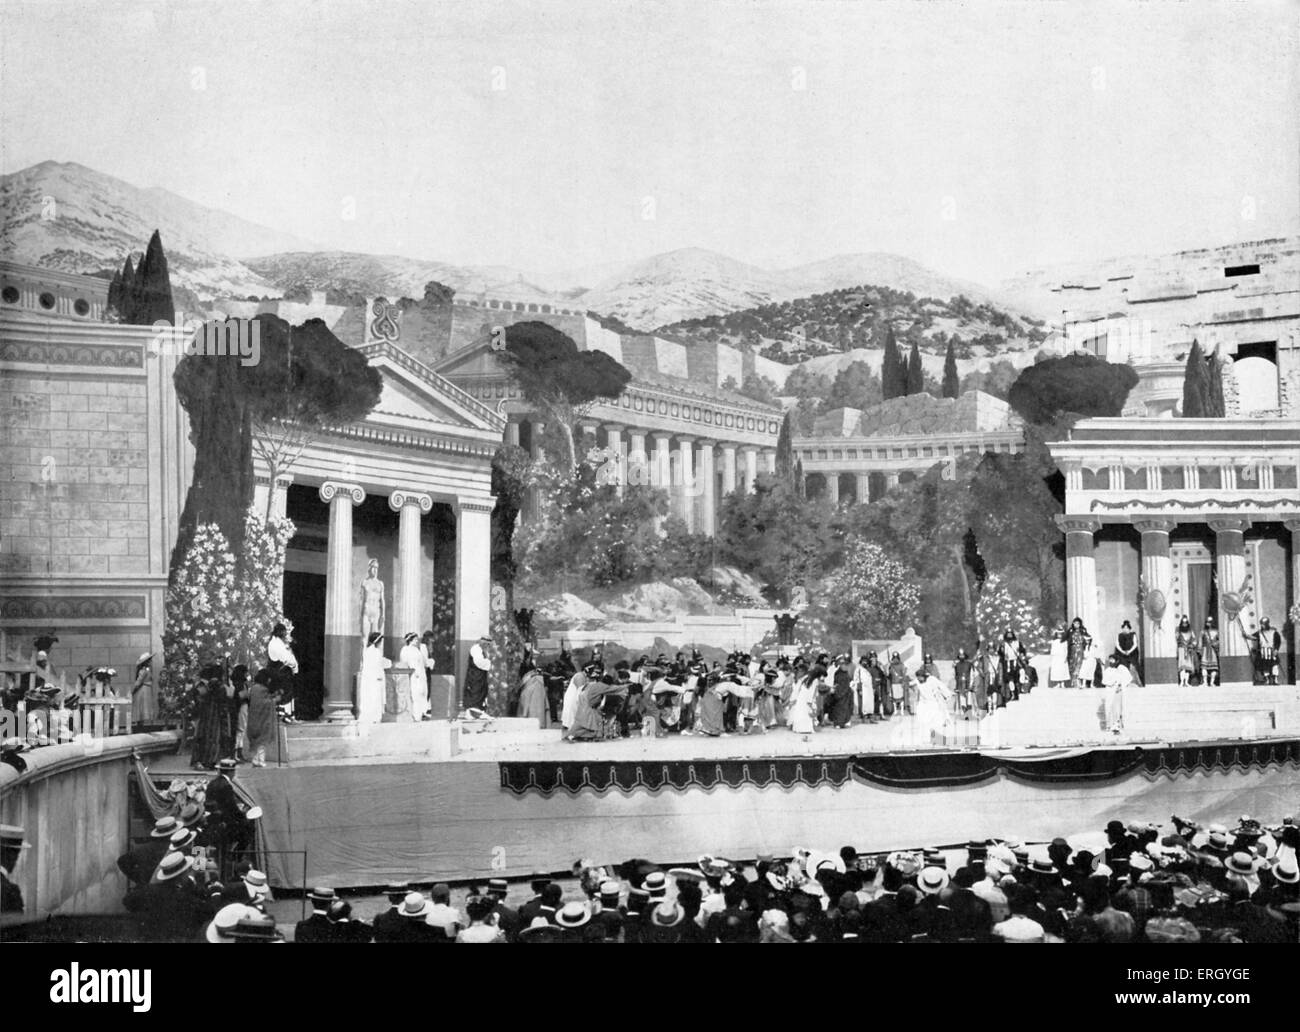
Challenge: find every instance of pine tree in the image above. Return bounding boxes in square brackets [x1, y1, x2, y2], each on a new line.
[942, 341, 960, 398]
[907, 342, 924, 396]
[1181, 339, 1208, 417]
[131, 230, 175, 326]
[1205, 345, 1226, 417]
[775, 411, 795, 483]
[882, 325, 904, 400]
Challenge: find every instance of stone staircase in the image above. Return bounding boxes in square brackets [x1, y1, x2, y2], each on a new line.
[966, 683, 1300, 750]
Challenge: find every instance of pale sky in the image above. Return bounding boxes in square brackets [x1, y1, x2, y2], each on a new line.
[2, 0, 1297, 284]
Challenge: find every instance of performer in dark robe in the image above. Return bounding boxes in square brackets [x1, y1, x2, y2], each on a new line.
[1175, 617, 1199, 687]
[697, 672, 729, 737]
[999, 632, 1020, 703]
[190, 664, 230, 771]
[517, 666, 551, 727]
[865, 652, 889, 718]
[829, 657, 854, 728]
[1199, 617, 1220, 687]
[888, 653, 910, 715]
[1067, 618, 1092, 689]
[1114, 621, 1142, 686]
[953, 648, 973, 718]
[462, 636, 492, 712]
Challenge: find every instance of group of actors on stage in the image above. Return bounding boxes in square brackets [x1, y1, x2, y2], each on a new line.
[1173, 615, 1284, 688]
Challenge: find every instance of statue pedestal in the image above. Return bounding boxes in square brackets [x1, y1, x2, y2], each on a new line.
[383, 666, 414, 723]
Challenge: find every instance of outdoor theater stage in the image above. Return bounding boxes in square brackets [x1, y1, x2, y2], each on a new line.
[148, 685, 1300, 890]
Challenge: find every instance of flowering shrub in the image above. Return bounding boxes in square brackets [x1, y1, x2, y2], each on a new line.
[157, 508, 295, 723]
[822, 539, 921, 639]
[974, 573, 1050, 654]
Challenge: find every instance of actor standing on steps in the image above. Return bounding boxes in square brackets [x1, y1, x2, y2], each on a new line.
[462, 634, 492, 714]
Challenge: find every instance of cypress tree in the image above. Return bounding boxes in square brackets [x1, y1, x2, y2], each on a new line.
[132, 230, 175, 326]
[942, 341, 960, 398]
[1181, 340, 1208, 417]
[775, 411, 795, 483]
[794, 457, 805, 498]
[106, 269, 122, 319]
[116, 256, 137, 322]
[1205, 345, 1226, 417]
[906, 342, 924, 396]
[882, 325, 903, 400]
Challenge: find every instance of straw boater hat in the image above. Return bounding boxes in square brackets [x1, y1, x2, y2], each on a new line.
[152, 851, 193, 883]
[1225, 852, 1258, 877]
[307, 886, 337, 906]
[168, 827, 197, 851]
[518, 917, 559, 942]
[555, 901, 591, 929]
[206, 903, 261, 943]
[642, 871, 667, 897]
[918, 866, 950, 895]
[488, 878, 509, 897]
[668, 867, 705, 884]
[178, 802, 205, 828]
[150, 815, 180, 839]
[1128, 853, 1154, 873]
[650, 901, 685, 928]
[243, 869, 269, 893]
[228, 915, 284, 941]
[1272, 857, 1299, 884]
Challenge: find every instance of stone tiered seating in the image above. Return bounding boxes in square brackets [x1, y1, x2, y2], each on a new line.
[972, 683, 1300, 749]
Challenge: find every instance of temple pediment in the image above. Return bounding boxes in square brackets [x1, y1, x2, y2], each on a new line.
[432, 338, 507, 379]
[359, 339, 505, 438]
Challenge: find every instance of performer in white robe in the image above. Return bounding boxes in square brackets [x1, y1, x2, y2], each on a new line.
[561, 671, 587, 730]
[787, 673, 819, 735]
[913, 674, 953, 742]
[400, 632, 429, 719]
[1101, 657, 1131, 734]
[358, 632, 389, 724]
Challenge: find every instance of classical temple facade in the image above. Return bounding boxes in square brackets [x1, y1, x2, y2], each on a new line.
[0, 262, 501, 720]
[1048, 418, 1300, 685]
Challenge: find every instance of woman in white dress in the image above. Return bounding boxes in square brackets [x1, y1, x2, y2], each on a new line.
[1048, 629, 1070, 688]
[787, 669, 821, 735]
[400, 632, 429, 720]
[358, 632, 390, 723]
[914, 673, 954, 743]
[561, 671, 587, 731]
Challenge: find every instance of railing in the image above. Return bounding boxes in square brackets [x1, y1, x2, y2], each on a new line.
[1, 631, 132, 742]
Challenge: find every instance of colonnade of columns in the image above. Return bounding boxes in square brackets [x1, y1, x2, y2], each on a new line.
[315, 480, 491, 722]
[1056, 515, 1290, 685]
[509, 417, 776, 536]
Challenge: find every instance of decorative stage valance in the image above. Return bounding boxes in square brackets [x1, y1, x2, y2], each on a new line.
[498, 740, 1300, 797]
[848, 739, 1300, 790]
[498, 758, 854, 797]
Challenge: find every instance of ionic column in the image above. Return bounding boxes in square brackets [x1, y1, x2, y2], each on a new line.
[1135, 519, 1176, 685]
[1057, 516, 1101, 635]
[253, 475, 272, 522]
[320, 481, 365, 721]
[826, 473, 840, 505]
[627, 429, 649, 489]
[651, 433, 673, 532]
[577, 420, 600, 462]
[504, 420, 520, 447]
[1210, 518, 1253, 682]
[697, 440, 717, 537]
[720, 445, 738, 496]
[763, 449, 776, 476]
[454, 497, 496, 710]
[270, 475, 293, 522]
[389, 491, 433, 640]
[604, 424, 626, 496]
[855, 473, 870, 505]
[675, 435, 696, 529]
[741, 447, 759, 494]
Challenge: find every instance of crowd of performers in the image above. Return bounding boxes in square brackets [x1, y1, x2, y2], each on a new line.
[1173, 614, 1284, 688]
[103, 809, 1298, 943]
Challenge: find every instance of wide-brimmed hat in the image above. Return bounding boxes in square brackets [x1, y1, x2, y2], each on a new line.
[1225, 852, 1258, 876]
[206, 903, 260, 943]
[229, 915, 283, 941]
[1272, 857, 1299, 884]
[669, 867, 705, 884]
[555, 901, 590, 928]
[649, 901, 684, 928]
[401, 892, 430, 918]
[918, 866, 950, 895]
[307, 886, 337, 905]
[152, 851, 193, 882]
[150, 815, 180, 839]
[518, 917, 559, 942]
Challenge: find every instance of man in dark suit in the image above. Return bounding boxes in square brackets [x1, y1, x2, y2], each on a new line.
[206, 759, 254, 877]
[946, 867, 993, 941]
[396, 892, 450, 943]
[593, 881, 624, 942]
[516, 871, 550, 926]
[372, 882, 410, 942]
[295, 886, 337, 943]
[486, 878, 520, 941]
[328, 899, 373, 942]
[116, 816, 179, 887]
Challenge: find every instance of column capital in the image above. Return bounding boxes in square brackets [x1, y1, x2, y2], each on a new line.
[1208, 517, 1251, 535]
[274, 474, 295, 489]
[454, 496, 497, 516]
[389, 490, 434, 514]
[650, 431, 674, 443]
[1283, 518, 1300, 534]
[675, 433, 696, 445]
[720, 442, 738, 453]
[1133, 518, 1176, 535]
[739, 444, 759, 454]
[1054, 516, 1101, 534]
[694, 437, 718, 448]
[319, 481, 365, 506]
[602, 422, 626, 434]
